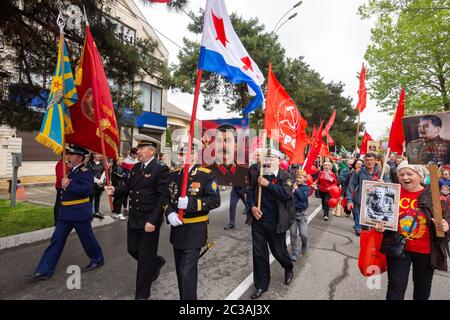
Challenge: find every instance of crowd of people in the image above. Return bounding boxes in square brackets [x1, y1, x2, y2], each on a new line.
[27, 135, 450, 301]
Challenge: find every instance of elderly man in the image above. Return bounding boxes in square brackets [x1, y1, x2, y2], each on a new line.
[406, 114, 450, 165]
[367, 186, 394, 221]
[247, 148, 295, 299]
[105, 134, 169, 300]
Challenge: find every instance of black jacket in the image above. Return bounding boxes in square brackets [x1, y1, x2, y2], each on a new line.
[382, 187, 450, 271]
[114, 158, 169, 229]
[165, 165, 221, 249]
[247, 167, 295, 233]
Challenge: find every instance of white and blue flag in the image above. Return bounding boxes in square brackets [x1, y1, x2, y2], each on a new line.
[198, 0, 265, 114]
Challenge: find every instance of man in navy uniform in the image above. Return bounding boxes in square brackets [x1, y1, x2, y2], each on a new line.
[246, 148, 295, 299]
[165, 139, 221, 300]
[27, 145, 104, 281]
[105, 134, 169, 300]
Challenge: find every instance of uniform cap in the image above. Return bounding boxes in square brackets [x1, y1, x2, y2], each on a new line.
[66, 144, 89, 156]
[134, 134, 160, 149]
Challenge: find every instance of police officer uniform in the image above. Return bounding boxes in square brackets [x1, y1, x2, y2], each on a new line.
[166, 142, 221, 300]
[113, 134, 169, 300]
[28, 145, 104, 280]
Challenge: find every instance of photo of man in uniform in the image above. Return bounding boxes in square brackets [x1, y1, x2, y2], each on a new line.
[206, 124, 248, 187]
[405, 114, 450, 165]
[366, 186, 394, 222]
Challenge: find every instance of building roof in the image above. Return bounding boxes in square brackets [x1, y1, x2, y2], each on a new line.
[165, 101, 191, 121]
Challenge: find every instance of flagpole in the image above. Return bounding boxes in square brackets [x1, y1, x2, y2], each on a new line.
[57, 13, 67, 179]
[379, 147, 390, 182]
[84, 17, 114, 212]
[257, 130, 266, 210]
[355, 109, 361, 152]
[178, 68, 203, 221]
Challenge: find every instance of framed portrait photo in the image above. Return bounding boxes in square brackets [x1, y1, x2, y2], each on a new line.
[360, 180, 401, 231]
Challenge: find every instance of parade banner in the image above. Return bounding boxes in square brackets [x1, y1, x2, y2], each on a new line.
[201, 117, 249, 187]
[265, 64, 308, 164]
[360, 130, 373, 155]
[66, 25, 119, 160]
[403, 112, 450, 165]
[35, 38, 78, 154]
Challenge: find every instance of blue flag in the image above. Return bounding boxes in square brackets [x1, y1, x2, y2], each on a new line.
[35, 37, 78, 154]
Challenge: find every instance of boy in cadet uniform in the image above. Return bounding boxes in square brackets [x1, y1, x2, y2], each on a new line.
[165, 138, 221, 300]
[27, 144, 104, 281]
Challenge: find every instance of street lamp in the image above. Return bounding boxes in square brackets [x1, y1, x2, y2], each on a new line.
[273, 12, 298, 34]
[272, 1, 302, 33]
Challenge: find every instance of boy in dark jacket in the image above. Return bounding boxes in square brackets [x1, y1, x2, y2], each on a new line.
[289, 169, 310, 261]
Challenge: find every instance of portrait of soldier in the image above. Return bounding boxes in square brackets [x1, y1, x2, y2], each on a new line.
[405, 114, 450, 165]
[206, 124, 248, 187]
[366, 186, 394, 222]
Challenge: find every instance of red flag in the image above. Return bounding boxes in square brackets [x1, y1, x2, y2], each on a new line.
[323, 109, 336, 136]
[356, 63, 367, 113]
[360, 131, 373, 155]
[304, 121, 324, 174]
[66, 26, 119, 159]
[265, 64, 308, 163]
[388, 88, 405, 154]
[326, 132, 335, 147]
[320, 143, 330, 157]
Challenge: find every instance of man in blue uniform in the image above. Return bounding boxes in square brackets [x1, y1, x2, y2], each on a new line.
[105, 134, 169, 300]
[166, 139, 221, 300]
[26, 145, 104, 281]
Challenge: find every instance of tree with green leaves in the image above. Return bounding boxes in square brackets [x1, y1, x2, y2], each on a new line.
[0, 0, 180, 131]
[170, 9, 359, 150]
[358, 0, 450, 113]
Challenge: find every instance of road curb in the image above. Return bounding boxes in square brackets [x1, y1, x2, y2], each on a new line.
[0, 216, 116, 251]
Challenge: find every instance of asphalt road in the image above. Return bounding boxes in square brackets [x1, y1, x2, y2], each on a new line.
[1, 186, 449, 300]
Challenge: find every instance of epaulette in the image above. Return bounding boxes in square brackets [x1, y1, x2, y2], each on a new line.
[198, 167, 212, 174]
[157, 160, 167, 166]
[80, 166, 88, 172]
[171, 168, 182, 173]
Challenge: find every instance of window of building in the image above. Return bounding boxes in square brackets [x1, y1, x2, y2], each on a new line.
[120, 126, 132, 157]
[138, 82, 162, 114]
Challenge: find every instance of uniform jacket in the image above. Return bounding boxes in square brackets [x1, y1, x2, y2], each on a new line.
[60, 163, 94, 221]
[114, 158, 169, 229]
[406, 136, 450, 165]
[166, 165, 221, 249]
[247, 168, 295, 233]
[382, 187, 450, 271]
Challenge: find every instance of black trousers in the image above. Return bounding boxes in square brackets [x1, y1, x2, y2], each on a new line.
[90, 187, 102, 213]
[127, 227, 162, 299]
[173, 247, 201, 300]
[112, 195, 125, 214]
[251, 221, 293, 291]
[386, 250, 434, 300]
[319, 191, 331, 216]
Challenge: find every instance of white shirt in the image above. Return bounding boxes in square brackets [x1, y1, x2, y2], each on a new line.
[142, 157, 154, 170]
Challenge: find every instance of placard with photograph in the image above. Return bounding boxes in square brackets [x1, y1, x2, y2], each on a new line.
[367, 140, 381, 154]
[403, 112, 450, 165]
[360, 180, 401, 231]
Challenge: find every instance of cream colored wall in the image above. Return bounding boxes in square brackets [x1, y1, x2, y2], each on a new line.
[19, 161, 57, 177]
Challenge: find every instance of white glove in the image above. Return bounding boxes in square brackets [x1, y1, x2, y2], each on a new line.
[167, 212, 183, 227]
[177, 196, 189, 210]
[94, 177, 101, 185]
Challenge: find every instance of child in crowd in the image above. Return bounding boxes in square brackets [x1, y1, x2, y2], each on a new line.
[440, 185, 450, 210]
[289, 169, 310, 262]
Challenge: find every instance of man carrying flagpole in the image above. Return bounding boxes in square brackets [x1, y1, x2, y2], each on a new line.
[28, 15, 104, 281]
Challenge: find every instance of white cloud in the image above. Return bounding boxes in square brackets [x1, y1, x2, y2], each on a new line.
[136, 0, 392, 139]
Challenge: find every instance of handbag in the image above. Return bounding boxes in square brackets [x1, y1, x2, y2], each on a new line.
[380, 209, 421, 258]
[358, 229, 387, 276]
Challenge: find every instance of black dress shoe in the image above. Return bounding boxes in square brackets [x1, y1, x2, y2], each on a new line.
[224, 223, 235, 230]
[152, 256, 166, 282]
[250, 288, 266, 299]
[25, 272, 51, 281]
[285, 268, 294, 285]
[81, 261, 104, 273]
